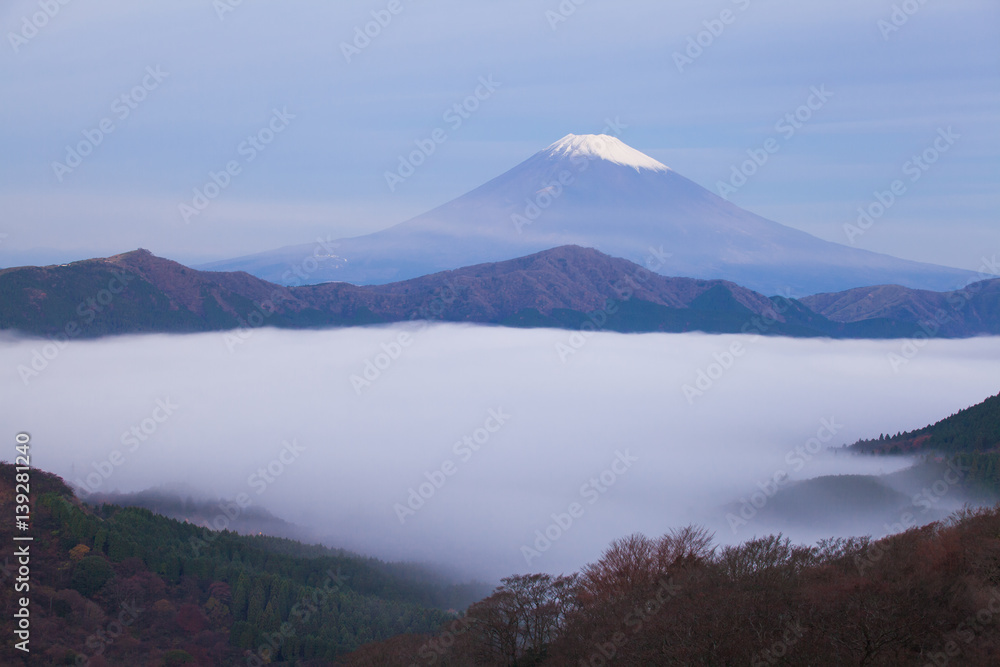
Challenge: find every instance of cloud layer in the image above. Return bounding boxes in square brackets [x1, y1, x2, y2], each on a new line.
[2, 325, 998, 579]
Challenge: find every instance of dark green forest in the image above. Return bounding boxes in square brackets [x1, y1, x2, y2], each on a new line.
[0, 465, 476, 665]
[849, 391, 1000, 495]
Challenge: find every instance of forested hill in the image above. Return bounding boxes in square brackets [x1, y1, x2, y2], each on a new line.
[848, 391, 1000, 496]
[848, 392, 1000, 456]
[0, 464, 481, 665]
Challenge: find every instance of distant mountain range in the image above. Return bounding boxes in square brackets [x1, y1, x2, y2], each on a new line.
[198, 134, 990, 296]
[802, 282, 1000, 337]
[2, 245, 999, 339]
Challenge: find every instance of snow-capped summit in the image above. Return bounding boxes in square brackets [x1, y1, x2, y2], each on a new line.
[200, 135, 990, 295]
[542, 134, 671, 173]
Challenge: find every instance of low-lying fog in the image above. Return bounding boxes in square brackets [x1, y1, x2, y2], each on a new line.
[3, 325, 998, 581]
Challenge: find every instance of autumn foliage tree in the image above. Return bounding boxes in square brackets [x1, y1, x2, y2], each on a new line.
[453, 573, 578, 666]
[343, 513, 1000, 666]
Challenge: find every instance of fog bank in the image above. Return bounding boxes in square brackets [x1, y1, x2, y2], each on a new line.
[2, 326, 997, 579]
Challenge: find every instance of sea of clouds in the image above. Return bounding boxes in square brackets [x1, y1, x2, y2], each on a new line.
[2, 325, 997, 580]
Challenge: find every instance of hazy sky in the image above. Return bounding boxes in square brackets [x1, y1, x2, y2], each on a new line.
[3, 326, 998, 579]
[0, 0, 997, 270]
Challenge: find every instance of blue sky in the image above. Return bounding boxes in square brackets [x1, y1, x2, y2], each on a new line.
[0, 0, 997, 271]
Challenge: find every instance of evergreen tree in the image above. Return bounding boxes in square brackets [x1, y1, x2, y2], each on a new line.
[247, 580, 267, 626]
[231, 572, 250, 620]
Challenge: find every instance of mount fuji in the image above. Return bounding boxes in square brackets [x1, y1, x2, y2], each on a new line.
[200, 134, 987, 296]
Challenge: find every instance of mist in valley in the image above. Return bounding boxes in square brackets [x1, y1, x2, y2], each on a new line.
[2, 325, 997, 582]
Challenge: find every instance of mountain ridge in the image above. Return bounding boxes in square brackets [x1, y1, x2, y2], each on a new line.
[801, 280, 1000, 337]
[197, 134, 991, 295]
[4, 245, 1000, 340]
